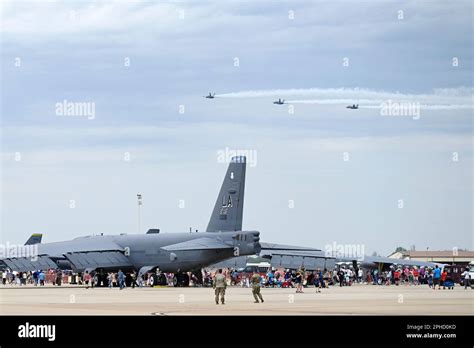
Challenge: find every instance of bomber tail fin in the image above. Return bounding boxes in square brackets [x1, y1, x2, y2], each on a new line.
[206, 156, 246, 232]
[25, 233, 42, 245]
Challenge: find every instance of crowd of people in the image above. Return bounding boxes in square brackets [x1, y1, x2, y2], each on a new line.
[225, 264, 472, 291]
[0, 264, 471, 290]
[0, 269, 63, 286]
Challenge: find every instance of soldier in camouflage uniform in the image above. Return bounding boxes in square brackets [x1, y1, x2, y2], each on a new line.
[251, 272, 264, 303]
[213, 269, 227, 305]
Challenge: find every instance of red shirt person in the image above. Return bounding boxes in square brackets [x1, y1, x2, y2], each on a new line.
[441, 271, 447, 282]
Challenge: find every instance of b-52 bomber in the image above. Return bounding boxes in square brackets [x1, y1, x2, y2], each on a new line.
[0, 157, 261, 285]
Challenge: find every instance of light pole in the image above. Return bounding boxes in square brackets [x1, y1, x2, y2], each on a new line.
[137, 193, 143, 234]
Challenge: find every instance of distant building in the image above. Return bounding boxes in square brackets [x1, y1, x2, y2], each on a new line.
[387, 250, 474, 266]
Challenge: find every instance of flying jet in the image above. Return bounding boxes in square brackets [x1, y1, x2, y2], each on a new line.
[204, 92, 215, 99]
[273, 98, 285, 105]
[0, 156, 261, 286]
[346, 104, 359, 109]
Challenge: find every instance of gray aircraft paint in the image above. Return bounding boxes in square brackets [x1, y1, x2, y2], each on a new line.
[0, 157, 260, 274]
[24, 234, 42, 246]
[206, 156, 246, 232]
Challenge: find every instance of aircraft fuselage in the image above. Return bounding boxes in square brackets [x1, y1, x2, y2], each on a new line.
[33, 230, 260, 273]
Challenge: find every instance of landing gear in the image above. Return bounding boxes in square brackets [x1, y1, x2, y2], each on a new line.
[190, 271, 203, 286]
[173, 273, 190, 287]
[157, 273, 167, 286]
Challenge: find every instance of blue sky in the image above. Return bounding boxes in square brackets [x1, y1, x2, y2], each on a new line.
[1, 0, 473, 255]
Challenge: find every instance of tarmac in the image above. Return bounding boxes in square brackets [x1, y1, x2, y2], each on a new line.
[0, 284, 472, 315]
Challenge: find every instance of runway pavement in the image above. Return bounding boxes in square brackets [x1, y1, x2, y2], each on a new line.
[0, 284, 472, 315]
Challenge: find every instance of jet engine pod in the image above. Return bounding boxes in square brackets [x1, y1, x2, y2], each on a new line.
[169, 252, 177, 262]
[56, 259, 72, 270]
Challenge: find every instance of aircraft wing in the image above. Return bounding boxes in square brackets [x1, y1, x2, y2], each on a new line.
[257, 242, 332, 270]
[209, 242, 333, 270]
[262, 249, 326, 257]
[262, 243, 439, 268]
[208, 242, 441, 272]
[63, 251, 133, 271]
[50, 239, 133, 271]
[338, 255, 439, 268]
[210, 250, 333, 271]
[162, 237, 232, 251]
[0, 255, 58, 272]
[0, 238, 131, 272]
[259, 242, 322, 253]
[259, 242, 327, 258]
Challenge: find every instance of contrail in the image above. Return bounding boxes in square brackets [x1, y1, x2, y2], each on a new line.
[284, 99, 384, 105]
[357, 104, 473, 110]
[216, 88, 386, 98]
[216, 87, 473, 109]
[285, 101, 473, 110]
